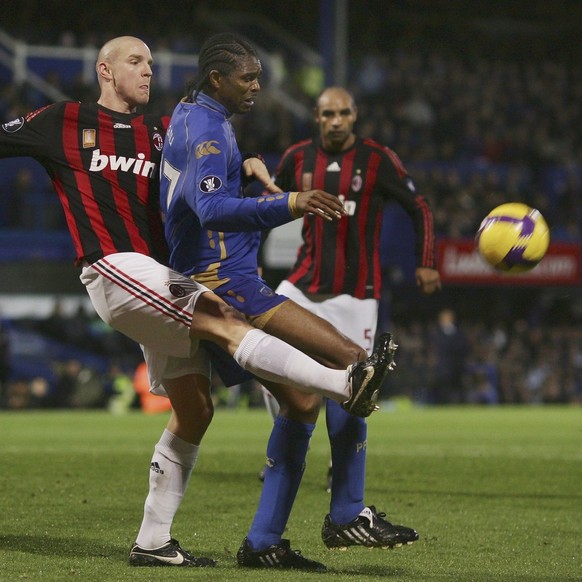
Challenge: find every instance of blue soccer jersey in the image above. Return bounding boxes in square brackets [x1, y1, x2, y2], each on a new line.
[160, 93, 299, 285]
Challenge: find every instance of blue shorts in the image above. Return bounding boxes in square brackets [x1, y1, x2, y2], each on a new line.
[214, 274, 288, 319]
[205, 274, 288, 387]
[202, 339, 254, 387]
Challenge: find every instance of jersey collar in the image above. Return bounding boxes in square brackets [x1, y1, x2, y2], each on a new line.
[195, 92, 231, 119]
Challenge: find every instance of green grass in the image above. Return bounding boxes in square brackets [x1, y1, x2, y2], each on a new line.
[1, 405, 580, 581]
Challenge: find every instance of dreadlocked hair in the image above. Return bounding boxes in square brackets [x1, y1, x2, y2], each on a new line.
[186, 33, 258, 102]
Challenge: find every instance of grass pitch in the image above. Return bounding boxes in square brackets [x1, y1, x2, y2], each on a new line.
[1, 404, 580, 581]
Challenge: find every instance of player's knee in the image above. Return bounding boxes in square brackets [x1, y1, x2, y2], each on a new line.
[198, 397, 215, 428]
[350, 344, 368, 363]
[187, 395, 215, 434]
[331, 342, 367, 368]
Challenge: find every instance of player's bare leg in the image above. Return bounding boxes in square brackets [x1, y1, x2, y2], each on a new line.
[189, 293, 387, 412]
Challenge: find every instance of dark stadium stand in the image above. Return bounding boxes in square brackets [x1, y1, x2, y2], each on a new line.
[0, 3, 580, 408]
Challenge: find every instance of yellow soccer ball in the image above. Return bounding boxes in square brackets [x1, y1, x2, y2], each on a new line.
[475, 203, 550, 273]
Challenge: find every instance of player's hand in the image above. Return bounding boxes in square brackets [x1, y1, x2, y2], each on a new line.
[242, 157, 283, 193]
[415, 267, 441, 295]
[295, 190, 346, 221]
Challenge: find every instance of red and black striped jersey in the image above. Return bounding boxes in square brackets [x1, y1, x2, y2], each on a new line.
[274, 136, 436, 299]
[0, 101, 170, 265]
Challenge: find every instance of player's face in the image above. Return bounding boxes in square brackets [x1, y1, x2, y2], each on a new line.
[315, 91, 357, 152]
[216, 56, 261, 115]
[109, 40, 153, 110]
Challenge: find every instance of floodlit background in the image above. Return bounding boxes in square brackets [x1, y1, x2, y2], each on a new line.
[0, 0, 581, 410]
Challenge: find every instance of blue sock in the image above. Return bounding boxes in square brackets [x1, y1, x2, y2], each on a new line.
[247, 415, 314, 549]
[326, 398, 367, 524]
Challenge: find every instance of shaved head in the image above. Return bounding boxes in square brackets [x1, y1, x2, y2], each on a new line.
[314, 87, 358, 152]
[96, 36, 148, 69]
[316, 87, 356, 111]
[95, 36, 153, 113]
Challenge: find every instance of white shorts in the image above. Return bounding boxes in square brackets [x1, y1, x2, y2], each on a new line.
[80, 252, 210, 396]
[276, 280, 379, 354]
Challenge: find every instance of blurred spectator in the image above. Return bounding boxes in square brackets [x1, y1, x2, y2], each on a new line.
[106, 364, 136, 415]
[466, 341, 499, 405]
[467, 370, 498, 405]
[6, 379, 31, 410]
[29, 376, 51, 408]
[51, 359, 81, 408]
[428, 308, 470, 404]
[64, 304, 96, 351]
[51, 359, 105, 408]
[38, 299, 70, 344]
[71, 362, 106, 408]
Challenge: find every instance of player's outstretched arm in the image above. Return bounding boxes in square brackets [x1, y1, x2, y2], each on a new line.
[295, 190, 346, 221]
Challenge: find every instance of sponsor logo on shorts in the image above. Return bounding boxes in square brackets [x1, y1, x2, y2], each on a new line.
[169, 284, 186, 297]
[199, 175, 222, 193]
[2, 117, 24, 133]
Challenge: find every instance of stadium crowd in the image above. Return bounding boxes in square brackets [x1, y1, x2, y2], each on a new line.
[388, 308, 582, 406]
[2, 293, 581, 410]
[1, 45, 581, 241]
[0, 12, 581, 409]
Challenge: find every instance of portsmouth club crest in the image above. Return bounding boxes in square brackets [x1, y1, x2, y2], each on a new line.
[259, 285, 275, 297]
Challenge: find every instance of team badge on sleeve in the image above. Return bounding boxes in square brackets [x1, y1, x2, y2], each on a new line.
[199, 175, 222, 193]
[2, 117, 24, 133]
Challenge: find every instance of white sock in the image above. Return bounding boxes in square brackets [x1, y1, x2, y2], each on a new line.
[233, 329, 350, 402]
[135, 429, 199, 549]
